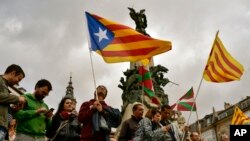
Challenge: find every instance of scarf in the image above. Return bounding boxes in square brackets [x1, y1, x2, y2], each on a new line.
[60, 111, 71, 120]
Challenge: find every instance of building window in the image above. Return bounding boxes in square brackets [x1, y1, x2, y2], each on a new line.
[207, 118, 211, 125]
[241, 102, 247, 109]
[219, 112, 227, 119]
[227, 109, 234, 115]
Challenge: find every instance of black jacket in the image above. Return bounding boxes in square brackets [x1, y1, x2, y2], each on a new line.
[46, 113, 81, 141]
[118, 116, 142, 141]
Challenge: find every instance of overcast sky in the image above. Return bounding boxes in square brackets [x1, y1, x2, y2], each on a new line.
[1, 0, 249, 123]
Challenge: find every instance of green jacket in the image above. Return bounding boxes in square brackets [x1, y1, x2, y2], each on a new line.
[14, 93, 51, 137]
[0, 76, 19, 129]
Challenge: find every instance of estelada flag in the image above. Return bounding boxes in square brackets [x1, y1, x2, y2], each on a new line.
[85, 12, 172, 63]
[203, 32, 244, 82]
[231, 106, 250, 125]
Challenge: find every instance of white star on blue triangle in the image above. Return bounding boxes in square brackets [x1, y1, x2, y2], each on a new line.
[86, 12, 114, 51]
[94, 27, 109, 42]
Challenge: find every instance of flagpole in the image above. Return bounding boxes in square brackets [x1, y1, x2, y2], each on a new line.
[186, 31, 220, 134]
[204, 30, 219, 68]
[182, 77, 202, 141]
[85, 12, 98, 100]
[181, 86, 202, 140]
[186, 81, 202, 124]
[89, 50, 98, 100]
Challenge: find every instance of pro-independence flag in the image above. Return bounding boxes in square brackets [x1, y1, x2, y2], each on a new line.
[203, 32, 244, 82]
[172, 87, 196, 111]
[138, 65, 160, 105]
[231, 106, 250, 125]
[85, 12, 172, 63]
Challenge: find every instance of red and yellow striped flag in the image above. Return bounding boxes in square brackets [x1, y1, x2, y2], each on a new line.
[231, 106, 250, 125]
[85, 12, 172, 63]
[203, 32, 244, 82]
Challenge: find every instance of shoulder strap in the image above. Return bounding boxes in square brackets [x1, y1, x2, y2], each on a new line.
[51, 120, 69, 141]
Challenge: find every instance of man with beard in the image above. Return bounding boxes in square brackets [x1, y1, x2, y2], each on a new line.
[0, 64, 26, 141]
[78, 85, 121, 141]
[14, 79, 53, 141]
[118, 103, 144, 141]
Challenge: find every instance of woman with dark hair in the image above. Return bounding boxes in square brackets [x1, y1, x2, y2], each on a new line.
[134, 108, 168, 141]
[46, 97, 80, 141]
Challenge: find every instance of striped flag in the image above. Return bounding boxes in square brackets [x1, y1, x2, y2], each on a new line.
[231, 106, 250, 125]
[85, 12, 172, 63]
[171, 87, 196, 111]
[138, 65, 160, 105]
[172, 87, 196, 111]
[203, 32, 244, 82]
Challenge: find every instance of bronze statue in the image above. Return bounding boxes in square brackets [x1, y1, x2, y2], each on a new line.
[128, 7, 149, 36]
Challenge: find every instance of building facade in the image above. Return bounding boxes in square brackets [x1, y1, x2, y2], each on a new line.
[189, 96, 250, 141]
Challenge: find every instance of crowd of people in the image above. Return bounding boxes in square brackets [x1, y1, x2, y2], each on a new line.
[0, 64, 230, 141]
[0, 64, 121, 141]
